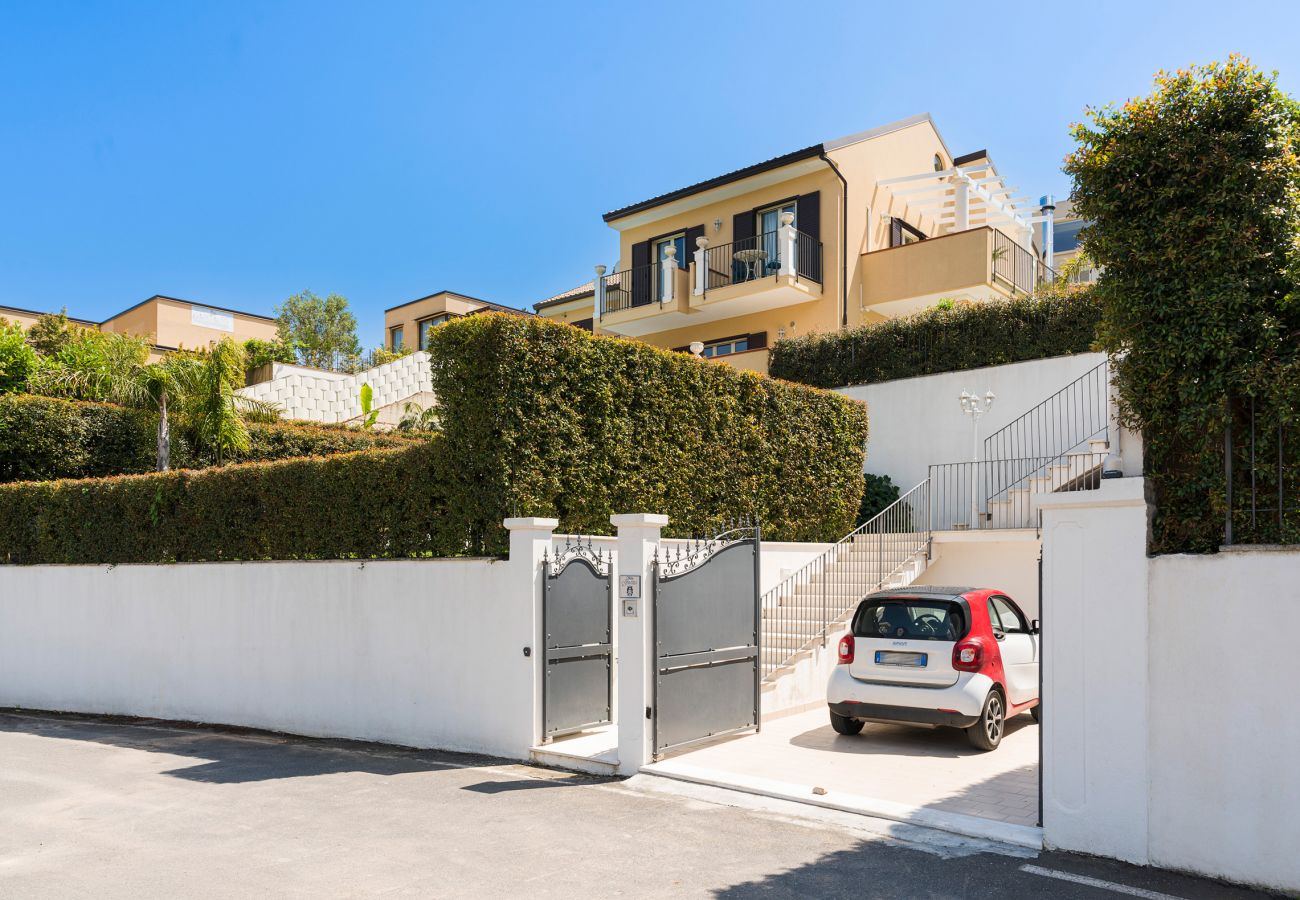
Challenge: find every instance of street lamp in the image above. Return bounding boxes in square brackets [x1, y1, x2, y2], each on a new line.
[959, 390, 996, 527]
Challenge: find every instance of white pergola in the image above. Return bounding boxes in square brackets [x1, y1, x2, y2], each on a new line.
[876, 162, 1054, 255]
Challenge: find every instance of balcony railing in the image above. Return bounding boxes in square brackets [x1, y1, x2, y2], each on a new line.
[700, 229, 823, 294]
[598, 262, 660, 316]
[993, 229, 1054, 295]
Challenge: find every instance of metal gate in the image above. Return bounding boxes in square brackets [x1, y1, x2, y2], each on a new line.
[541, 538, 613, 741]
[652, 520, 761, 756]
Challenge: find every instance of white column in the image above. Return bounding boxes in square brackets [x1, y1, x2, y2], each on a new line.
[693, 237, 708, 296]
[777, 211, 797, 276]
[594, 264, 607, 319]
[505, 516, 559, 751]
[660, 246, 677, 303]
[611, 512, 667, 775]
[952, 175, 970, 232]
[1035, 479, 1150, 864]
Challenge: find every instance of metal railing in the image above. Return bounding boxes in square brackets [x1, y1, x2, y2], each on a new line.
[992, 229, 1054, 295]
[929, 453, 1107, 531]
[1225, 393, 1299, 545]
[701, 229, 823, 294]
[760, 479, 930, 678]
[599, 262, 660, 316]
[983, 359, 1110, 498]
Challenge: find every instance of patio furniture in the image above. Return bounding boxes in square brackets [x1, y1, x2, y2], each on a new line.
[734, 248, 768, 282]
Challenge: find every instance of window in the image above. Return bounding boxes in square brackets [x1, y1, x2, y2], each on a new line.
[853, 598, 968, 642]
[989, 596, 1028, 634]
[700, 335, 749, 358]
[1053, 218, 1085, 253]
[933, 153, 944, 172]
[890, 218, 927, 247]
[418, 314, 451, 350]
[756, 200, 796, 238]
[390, 326, 405, 350]
[654, 233, 686, 301]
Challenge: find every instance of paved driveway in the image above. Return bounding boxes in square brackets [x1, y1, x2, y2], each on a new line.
[0, 711, 1271, 899]
[654, 706, 1038, 828]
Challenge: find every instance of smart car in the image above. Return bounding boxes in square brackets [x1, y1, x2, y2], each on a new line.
[825, 586, 1040, 750]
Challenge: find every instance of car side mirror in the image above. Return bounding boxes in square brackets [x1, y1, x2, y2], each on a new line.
[1031, 619, 1041, 634]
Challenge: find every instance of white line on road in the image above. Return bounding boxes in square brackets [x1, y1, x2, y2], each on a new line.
[1019, 864, 1188, 899]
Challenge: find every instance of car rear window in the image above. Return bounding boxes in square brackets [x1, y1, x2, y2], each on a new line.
[852, 598, 968, 642]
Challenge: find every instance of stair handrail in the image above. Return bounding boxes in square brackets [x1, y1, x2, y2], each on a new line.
[760, 478, 930, 678]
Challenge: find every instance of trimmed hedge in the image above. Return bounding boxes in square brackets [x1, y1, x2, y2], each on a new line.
[0, 443, 448, 564]
[427, 313, 869, 554]
[0, 393, 425, 483]
[768, 294, 1102, 389]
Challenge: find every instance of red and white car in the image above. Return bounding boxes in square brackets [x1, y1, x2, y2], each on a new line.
[826, 586, 1040, 750]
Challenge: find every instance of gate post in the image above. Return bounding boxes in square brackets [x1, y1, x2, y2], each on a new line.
[611, 512, 667, 775]
[506, 516, 560, 751]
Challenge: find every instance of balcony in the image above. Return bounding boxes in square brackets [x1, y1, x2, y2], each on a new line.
[597, 216, 823, 337]
[860, 226, 1052, 318]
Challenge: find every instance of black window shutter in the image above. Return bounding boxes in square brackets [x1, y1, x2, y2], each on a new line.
[797, 191, 821, 282]
[630, 240, 651, 307]
[573, 318, 593, 332]
[732, 212, 755, 283]
[890, 218, 903, 247]
[747, 331, 768, 350]
[684, 224, 705, 269]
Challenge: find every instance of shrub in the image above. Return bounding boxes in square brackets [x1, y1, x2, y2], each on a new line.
[0, 443, 448, 564]
[768, 293, 1102, 389]
[0, 321, 38, 393]
[0, 393, 425, 483]
[857, 473, 901, 526]
[427, 313, 868, 554]
[1066, 57, 1300, 553]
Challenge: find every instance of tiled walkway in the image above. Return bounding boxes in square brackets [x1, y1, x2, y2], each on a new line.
[660, 706, 1039, 826]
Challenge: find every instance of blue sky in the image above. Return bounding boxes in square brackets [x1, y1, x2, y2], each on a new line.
[2, 1, 1298, 348]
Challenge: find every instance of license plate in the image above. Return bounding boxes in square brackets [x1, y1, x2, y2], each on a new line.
[875, 650, 927, 667]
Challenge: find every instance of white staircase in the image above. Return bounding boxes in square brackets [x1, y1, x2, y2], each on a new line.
[986, 440, 1110, 529]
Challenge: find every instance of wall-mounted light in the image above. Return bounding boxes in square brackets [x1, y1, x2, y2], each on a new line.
[713, 218, 722, 232]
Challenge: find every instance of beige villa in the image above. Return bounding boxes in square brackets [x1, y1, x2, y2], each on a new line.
[383, 290, 528, 352]
[536, 113, 1059, 374]
[1, 294, 279, 361]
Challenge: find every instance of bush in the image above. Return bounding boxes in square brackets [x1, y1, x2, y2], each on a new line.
[427, 313, 868, 554]
[0, 393, 426, 483]
[768, 293, 1102, 389]
[857, 473, 901, 526]
[1067, 58, 1300, 553]
[0, 321, 38, 393]
[0, 443, 448, 564]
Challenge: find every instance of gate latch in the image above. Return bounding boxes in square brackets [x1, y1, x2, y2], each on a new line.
[523, 647, 531, 657]
[645, 706, 652, 719]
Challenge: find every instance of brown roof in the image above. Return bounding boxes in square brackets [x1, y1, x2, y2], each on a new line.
[534, 281, 595, 311]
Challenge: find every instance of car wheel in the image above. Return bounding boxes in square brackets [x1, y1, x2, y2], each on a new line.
[1030, 701, 1041, 723]
[830, 711, 865, 736]
[967, 690, 1005, 751]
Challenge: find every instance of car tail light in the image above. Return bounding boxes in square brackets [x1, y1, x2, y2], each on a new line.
[952, 638, 984, 672]
[837, 633, 855, 665]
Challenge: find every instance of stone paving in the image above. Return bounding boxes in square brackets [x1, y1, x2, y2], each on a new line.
[663, 705, 1039, 826]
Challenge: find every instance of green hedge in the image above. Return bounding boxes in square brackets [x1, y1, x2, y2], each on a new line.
[0, 443, 447, 564]
[0, 393, 425, 483]
[427, 313, 868, 554]
[768, 294, 1103, 389]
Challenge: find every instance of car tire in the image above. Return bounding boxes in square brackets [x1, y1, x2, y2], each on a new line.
[967, 690, 1005, 751]
[830, 711, 865, 736]
[1030, 701, 1041, 724]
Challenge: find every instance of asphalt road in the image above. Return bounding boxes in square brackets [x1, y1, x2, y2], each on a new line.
[0, 711, 1278, 899]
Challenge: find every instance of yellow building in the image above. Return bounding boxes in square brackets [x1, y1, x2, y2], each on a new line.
[538, 113, 1055, 374]
[1, 294, 279, 361]
[383, 290, 526, 351]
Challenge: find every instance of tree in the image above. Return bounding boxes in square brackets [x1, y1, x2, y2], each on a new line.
[0, 320, 38, 392]
[243, 337, 298, 370]
[26, 310, 81, 356]
[1065, 56, 1300, 551]
[274, 291, 360, 371]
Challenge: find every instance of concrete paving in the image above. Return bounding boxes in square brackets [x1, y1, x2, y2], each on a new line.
[658, 706, 1039, 826]
[0, 711, 1276, 899]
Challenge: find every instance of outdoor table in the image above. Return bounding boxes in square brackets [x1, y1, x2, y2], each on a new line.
[733, 248, 768, 281]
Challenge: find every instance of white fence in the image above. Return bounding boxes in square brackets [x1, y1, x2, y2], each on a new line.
[1039, 478, 1300, 894]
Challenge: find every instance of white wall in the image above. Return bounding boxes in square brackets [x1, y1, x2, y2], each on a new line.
[1147, 550, 1300, 893]
[915, 531, 1041, 618]
[238, 351, 433, 425]
[839, 352, 1107, 490]
[0, 553, 540, 761]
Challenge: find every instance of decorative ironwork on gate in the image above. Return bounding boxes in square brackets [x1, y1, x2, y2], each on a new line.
[541, 537, 613, 741]
[652, 519, 761, 757]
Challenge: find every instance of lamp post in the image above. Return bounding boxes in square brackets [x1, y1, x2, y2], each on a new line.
[959, 390, 996, 528]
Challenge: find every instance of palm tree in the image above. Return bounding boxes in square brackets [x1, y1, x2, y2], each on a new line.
[34, 337, 278, 470]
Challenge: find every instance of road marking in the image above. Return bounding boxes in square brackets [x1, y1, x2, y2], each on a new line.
[1019, 864, 1188, 899]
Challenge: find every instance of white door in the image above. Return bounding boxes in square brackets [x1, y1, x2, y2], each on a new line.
[990, 595, 1038, 706]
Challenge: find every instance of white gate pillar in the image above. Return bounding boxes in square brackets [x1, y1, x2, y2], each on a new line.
[506, 516, 559, 751]
[611, 512, 667, 775]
